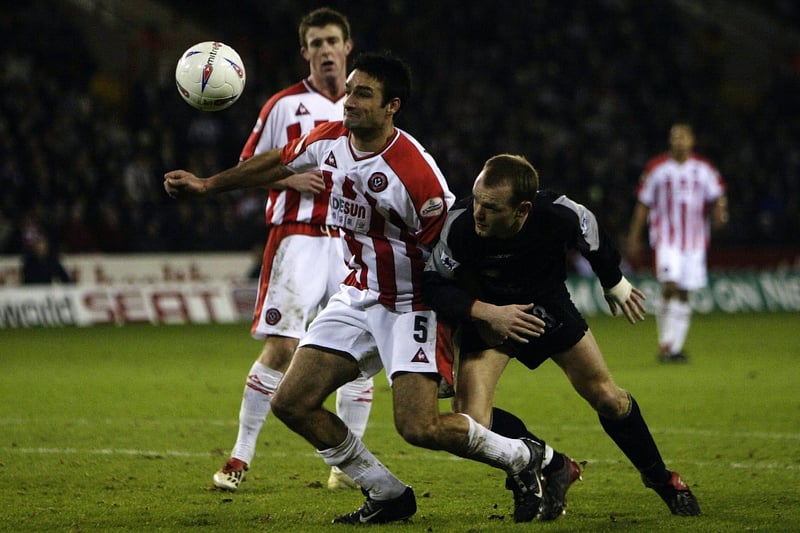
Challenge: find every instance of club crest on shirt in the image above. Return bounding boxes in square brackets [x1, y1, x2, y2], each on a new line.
[420, 197, 444, 218]
[368, 172, 388, 192]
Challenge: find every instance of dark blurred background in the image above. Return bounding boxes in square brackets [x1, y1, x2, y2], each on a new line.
[2, 0, 798, 267]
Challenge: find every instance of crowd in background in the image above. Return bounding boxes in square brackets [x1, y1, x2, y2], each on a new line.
[2, 1, 799, 263]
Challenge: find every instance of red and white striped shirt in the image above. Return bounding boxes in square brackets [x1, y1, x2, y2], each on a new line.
[637, 153, 726, 251]
[240, 79, 344, 226]
[281, 121, 455, 311]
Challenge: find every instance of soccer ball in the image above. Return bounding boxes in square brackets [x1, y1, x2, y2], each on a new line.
[175, 41, 246, 111]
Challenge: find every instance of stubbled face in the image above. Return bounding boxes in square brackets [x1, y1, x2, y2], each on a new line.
[471, 173, 520, 239]
[669, 124, 695, 161]
[302, 24, 352, 85]
[343, 70, 390, 134]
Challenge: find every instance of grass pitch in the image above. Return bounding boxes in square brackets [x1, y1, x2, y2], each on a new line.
[1, 312, 799, 531]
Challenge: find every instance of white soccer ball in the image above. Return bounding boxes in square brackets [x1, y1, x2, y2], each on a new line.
[175, 41, 246, 111]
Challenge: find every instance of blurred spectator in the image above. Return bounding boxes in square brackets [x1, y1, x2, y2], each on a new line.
[61, 199, 96, 252]
[0, 1, 798, 259]
[21, 234, 72, 285]
[0, 208, 13, 253]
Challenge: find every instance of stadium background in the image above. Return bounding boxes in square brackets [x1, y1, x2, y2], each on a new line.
[1, 0, 799, 268]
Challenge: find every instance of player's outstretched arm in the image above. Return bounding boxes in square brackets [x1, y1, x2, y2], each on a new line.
[603, 276, 647, 324]
[274, 171, 326, 194]
[163, 170, 206, 198]
[164, 148, 292, 199]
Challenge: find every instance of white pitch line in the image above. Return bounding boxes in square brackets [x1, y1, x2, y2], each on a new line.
[2, 419, 799, 442]
[3, 447, 799, 471]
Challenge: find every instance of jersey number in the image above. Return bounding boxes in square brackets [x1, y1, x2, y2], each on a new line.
[413, 315, 428, 342]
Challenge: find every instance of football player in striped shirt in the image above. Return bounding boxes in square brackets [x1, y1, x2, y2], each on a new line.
[166, 51, 555, 525]
[627, 123, 728, 362]
[209, 8, 374, 493]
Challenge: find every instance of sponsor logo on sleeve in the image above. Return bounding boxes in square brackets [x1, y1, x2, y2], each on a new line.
[420, 197, 444, 218]
[439, 250, 459, 272]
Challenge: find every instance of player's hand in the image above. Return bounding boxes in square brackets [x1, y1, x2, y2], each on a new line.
[603, 276, 647, 324]
[164, 170, 208, 198]
[283, 171, 326, 194]
[472, 302, 546, 345]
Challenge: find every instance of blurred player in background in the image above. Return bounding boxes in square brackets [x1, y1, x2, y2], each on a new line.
[212, 7, 374, 492]
[424, 154, 701, 517]
[166, 51, 552, 525]
[627, 123, 728, 363]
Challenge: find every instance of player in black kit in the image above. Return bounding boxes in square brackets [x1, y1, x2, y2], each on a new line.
[424, 154, 701, 518]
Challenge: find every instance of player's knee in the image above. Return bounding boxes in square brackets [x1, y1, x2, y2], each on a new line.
[395, 419, 438, 449]
[271, 389, 302, 426]
[257, 337, 298, 372]
[452, 401, 491, 427]
[592, 387, 630, 419]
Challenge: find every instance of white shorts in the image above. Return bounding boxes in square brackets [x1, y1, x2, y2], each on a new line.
[654, 245, 708, 290]
[251, 223, 348, 340]
[298, 285, 441, 384]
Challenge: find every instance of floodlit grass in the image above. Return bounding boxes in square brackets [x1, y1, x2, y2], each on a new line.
[2, 313, 799, 531]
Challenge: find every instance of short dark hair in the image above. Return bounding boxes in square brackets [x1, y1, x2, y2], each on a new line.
[351, 51, 411, 110]
[481, 154, 540, 205]
[298, 7, 351, 48]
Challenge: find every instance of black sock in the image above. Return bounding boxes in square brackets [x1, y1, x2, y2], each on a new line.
[598, 393, 670, 484]
[489, 407, 542, 441]
[489, 407, 565, 475]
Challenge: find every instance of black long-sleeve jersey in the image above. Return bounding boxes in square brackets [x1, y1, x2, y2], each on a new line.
[423, 190, 624, 324]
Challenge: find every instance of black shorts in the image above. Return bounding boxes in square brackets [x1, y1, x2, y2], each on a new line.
[459, 298, 588, 370]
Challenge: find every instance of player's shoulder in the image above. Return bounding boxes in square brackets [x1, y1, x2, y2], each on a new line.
[535, 189, 562, 205]
[281, 121, 346, 162]
[534, 189, 571, 214]
[440, 198, 475, 248]
[258, 80, 315, 114]
[305, 121, 348, 143]
[688, 153, 718, 170]
[271, 80, 313, 100]
[382, 130, 446, 186]
[643, 153, 672, 174]
[446, 197, 472, 222]
[535, 190, 587, 225]
[383, 129, 434, 164]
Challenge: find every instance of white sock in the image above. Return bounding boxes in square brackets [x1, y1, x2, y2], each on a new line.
[543, 444, 554, 468]
[230, 362, 282, 465]
[459, 413, 531, 474]
[670, 300, 692, 353]
[335, 374, 374, 439]
[655, 298, 670, 354]
[318, 430, 406, 500]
